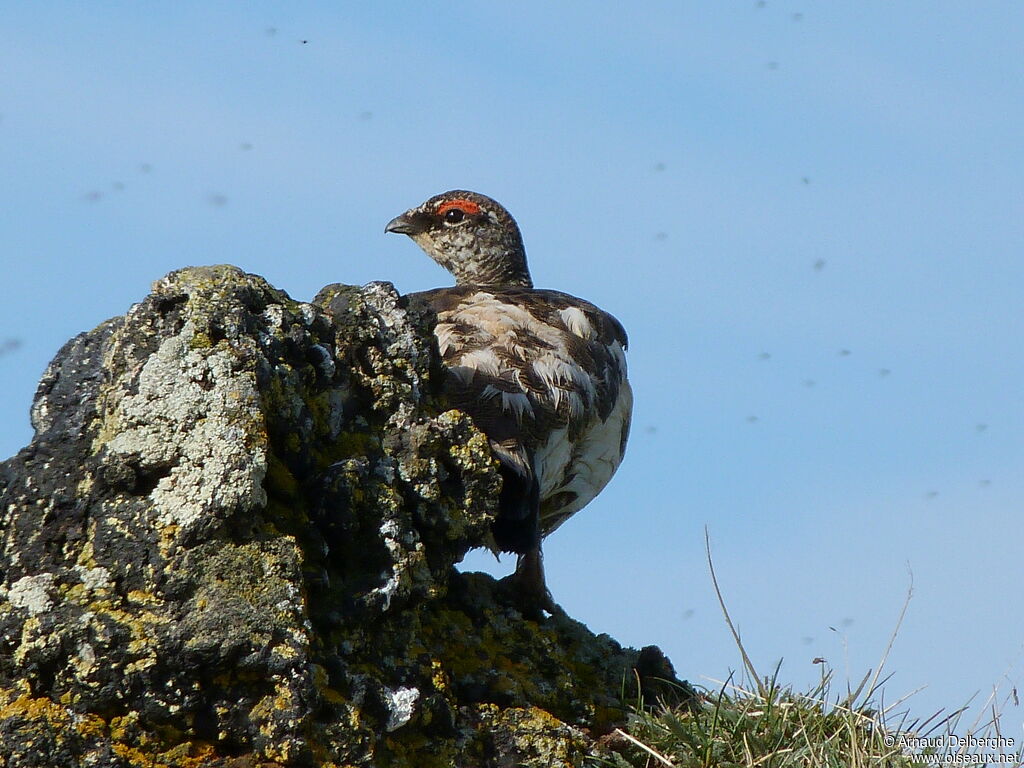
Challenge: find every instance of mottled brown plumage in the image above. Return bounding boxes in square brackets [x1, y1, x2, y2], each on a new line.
[386, 191, 632, 612]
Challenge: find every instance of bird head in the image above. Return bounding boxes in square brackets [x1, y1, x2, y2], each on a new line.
[385, 190, 532, 288]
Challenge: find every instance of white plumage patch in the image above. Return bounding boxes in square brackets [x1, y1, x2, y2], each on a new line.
[558, 306, 595, 340]
[453, 348, 502, 377]
[531, 354, 598, 405]
[434, 322, 459, 356]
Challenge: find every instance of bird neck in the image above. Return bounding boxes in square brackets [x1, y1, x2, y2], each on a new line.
[453, 247, 533, 288]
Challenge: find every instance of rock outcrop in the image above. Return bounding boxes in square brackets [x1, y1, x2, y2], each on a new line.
[0, 266, 686, 767]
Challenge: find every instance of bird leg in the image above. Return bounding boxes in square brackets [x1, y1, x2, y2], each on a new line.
[501, 499, 556, 617]
[493, 456, 555, 615]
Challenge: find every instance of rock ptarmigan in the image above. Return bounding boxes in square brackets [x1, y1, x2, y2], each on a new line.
[385, 190, 632, 612]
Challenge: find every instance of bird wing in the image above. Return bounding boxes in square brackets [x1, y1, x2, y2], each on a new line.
[407, 286, 630, 527]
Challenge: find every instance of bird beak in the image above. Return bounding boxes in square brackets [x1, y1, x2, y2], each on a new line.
[384, 211, 429, 236]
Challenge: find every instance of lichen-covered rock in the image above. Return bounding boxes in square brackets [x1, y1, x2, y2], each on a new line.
[0, 266, 688, 767]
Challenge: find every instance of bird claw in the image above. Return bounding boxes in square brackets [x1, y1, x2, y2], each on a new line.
[498, 547, 557, 619]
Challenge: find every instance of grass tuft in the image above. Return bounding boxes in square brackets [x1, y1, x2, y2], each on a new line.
[591, 531, 1022, 768]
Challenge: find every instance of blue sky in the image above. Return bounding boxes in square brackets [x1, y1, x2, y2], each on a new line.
[3, 1, 1022, 730]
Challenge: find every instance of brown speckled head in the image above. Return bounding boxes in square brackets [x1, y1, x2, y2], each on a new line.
[385, 190, 532, 288]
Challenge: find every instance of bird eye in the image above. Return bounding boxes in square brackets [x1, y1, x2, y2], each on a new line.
[444, 208, 466, 224]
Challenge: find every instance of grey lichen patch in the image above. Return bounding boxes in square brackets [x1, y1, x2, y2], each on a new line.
[73, 563, 113, 593]
[383, 685, 420, 732]
[0, 265, 689, 767]
[5, 573, 57, 616]
[91, 267, 273, 545]
[102, 328, 268, 534]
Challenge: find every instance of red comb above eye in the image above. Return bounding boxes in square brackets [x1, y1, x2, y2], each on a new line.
[436, 199, 481, 216]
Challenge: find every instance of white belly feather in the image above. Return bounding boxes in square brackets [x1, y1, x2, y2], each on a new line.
[535, 380, 632, 533]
